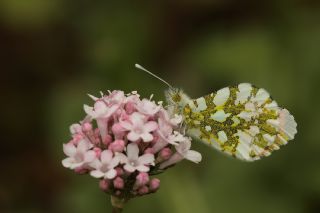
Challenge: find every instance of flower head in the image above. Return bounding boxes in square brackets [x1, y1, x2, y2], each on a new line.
[62, 90, 201, 202]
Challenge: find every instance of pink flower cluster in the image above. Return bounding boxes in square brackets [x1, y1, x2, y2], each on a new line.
[62, 90, 201, 200]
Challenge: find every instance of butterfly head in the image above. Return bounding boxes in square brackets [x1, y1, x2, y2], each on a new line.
[165, 88, 191, 111]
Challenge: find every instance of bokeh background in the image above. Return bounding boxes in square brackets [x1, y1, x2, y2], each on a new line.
[1, 1, 320, 212]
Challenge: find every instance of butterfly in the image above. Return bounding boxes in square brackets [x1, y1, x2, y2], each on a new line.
[135, 64, 297, 161]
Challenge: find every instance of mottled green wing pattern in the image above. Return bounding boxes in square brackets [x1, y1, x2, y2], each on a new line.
[182, 83, 297, 161]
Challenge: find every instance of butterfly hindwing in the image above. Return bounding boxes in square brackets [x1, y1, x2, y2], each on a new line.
[180, 83, 297, 161]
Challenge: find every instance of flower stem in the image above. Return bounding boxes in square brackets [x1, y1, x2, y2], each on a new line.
[112, 206, 123, 213]
[111, 196, 125, 213]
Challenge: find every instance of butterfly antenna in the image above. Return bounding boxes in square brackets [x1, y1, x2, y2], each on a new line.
[135, 64, 173, 89]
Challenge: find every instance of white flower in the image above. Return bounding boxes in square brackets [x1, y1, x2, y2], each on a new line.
[84, 100, 117, 119]
[175, 139, 202, 163]
[84, 91, 125, 119]
[136, 99, 161, 116]
[83, 99, 119, 142]
[167, 131, 187, 145]
[69, 123, 82, 134]
[62, 139, 95, 169]
[118, 143, 155, 172]
[90, 150, 120, 179]
[120, 112, 158, 142]
[157, 115, 173, 139]
[170, 114, 183, 126]
[153, 118, 183, 153]
[159, 137, 202, 169]
[105, 90, 126, 106]
[158, 109, 182, 126]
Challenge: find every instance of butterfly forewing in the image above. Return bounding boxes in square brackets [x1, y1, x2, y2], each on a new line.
[181, 83, 297, 161]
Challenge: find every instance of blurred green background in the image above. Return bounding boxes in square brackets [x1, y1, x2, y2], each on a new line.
[1, 0, 320, 212]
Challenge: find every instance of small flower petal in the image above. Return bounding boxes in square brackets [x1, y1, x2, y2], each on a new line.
[124, 164, 136, 173]
[127, 131, 141, 142]
[140, 133, 153, 142]
[126, 143, 139, 160]
[184, 150, 202, 163]
[77, 139, 91, 153]
[83, 104, 94, 116]
[62, 158, 73, 168]
[84, 150, 96, 163]
[136, 165, 150, 172]
[115, 153, 128, 164]
[101, 150, 113, 164]
[90, 170, 104, 178]
[119, 120, 132, 130]
[144, 121, 158, 132]
[109, 156, 120, 168]
[138, 154, 155, 165]
[63, 143, 76, 157]
[105, 169, 117, 179]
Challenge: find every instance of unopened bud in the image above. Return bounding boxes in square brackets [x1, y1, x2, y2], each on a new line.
[99, 179, 109, 192]
[159, 148, 172, 161]
[144, 148, 154, 154]
[74, 167, 88, 174]
[115, 167, 124, 176]
[109, 140, 125, 152]
[82, 122, 92, 132]
[135, 172, 149, 186]
[113, 177, 124, 189]
[102, 134, 112, 146]
[149, 178, 160, 192]
[138, 185, 149, 195]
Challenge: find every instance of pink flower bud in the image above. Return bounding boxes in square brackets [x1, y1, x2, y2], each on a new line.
[115, 167, 124, 176]
[113, 177, 124, 189]
[82, 122, 92, 132]
[102, 134, 112, 146]
[159, 147, 172, 160]
[138, 185, 149, 195]
[93, 147, 101, 157]
[109, 140, 125, 152]
[99, 179, 109, 192]
[149, 178, 160, 192]
[74, 167, 88, 174]
[144, 148, 154, 154]
[136, 172, 149, 186]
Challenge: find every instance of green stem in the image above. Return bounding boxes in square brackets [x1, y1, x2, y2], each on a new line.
[112, 206, 123, 213]
[111, 196, 125, 213]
